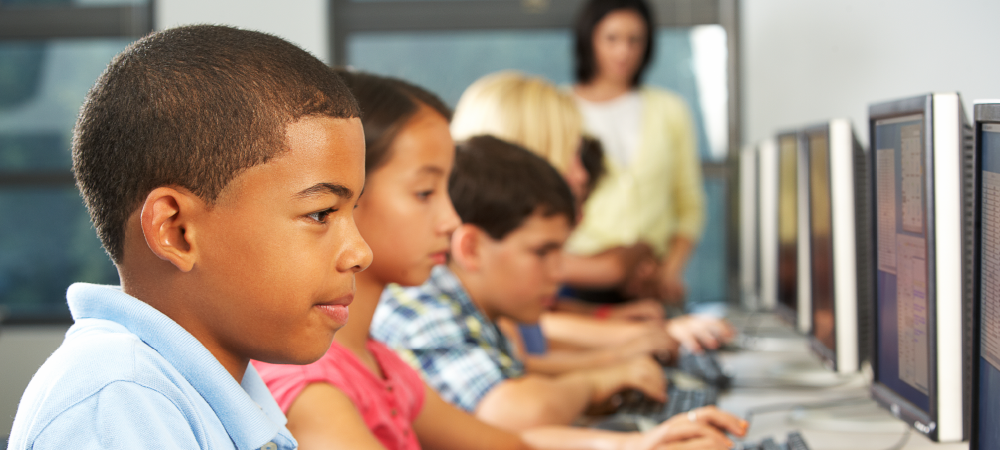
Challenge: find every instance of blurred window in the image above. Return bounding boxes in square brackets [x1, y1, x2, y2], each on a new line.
[0, 1, 150, 322]
[333, 0, 740, 307]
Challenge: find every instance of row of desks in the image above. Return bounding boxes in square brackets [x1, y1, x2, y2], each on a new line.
[716, 313, 967, 450]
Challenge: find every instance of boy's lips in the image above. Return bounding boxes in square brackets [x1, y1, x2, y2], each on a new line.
[315, 294, 353, 324]
[430, 251, 448, 265]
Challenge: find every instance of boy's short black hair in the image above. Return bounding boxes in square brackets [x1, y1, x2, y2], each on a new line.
[73, 25, 360, 264]
[574, 0, 655, 87]
[451, 135, 576, 240]
[333, 69, 451, 175]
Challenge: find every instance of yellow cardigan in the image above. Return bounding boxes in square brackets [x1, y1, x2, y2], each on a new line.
[567, 86, 706, 258]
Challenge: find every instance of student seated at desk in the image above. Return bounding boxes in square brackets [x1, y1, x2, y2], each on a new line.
[373, 135, 747, 446]
[257, 72, 739, 450]
[449, 71, 734, 358]
[7, 26, 371, 449]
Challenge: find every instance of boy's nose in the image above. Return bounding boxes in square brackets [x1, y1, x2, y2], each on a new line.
[439, 199, 462, 235]
[342, 224, 374, 273]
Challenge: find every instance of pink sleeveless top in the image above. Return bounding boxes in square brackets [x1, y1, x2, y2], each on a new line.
[254, 340, 426, 450]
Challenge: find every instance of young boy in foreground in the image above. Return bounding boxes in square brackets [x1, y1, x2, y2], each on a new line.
[8, 25, 372, 449]
[372, 136, 746, 442]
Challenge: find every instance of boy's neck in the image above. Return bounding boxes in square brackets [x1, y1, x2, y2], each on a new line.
[446, 262, 499, 323]
[119, 264, 249, 383]
[335, 271, 382, 356]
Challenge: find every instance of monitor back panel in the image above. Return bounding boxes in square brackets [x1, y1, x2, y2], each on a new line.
[740, 144, 760, 308]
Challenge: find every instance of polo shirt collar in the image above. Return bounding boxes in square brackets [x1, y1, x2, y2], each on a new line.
[67, 283, 295, 450]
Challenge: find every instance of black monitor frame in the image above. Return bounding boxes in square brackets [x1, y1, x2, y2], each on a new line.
[970, 101, 1000, 450]
[867, 93, 973, 443]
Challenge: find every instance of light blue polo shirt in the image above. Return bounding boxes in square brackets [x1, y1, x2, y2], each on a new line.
[7, 283, 297, 450]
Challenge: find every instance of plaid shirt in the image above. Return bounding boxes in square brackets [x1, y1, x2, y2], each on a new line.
[372, 265, 525, 412]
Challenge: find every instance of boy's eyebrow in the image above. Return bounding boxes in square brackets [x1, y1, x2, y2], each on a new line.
[418, 166, 445, 175]
[293, 182, 354, 200]
[537, 241, 564, 252]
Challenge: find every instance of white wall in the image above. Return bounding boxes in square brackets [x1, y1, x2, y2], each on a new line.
[1, 326, 70, 438]
[156, 0, 330, 63]
[743, 0, 1000, 147]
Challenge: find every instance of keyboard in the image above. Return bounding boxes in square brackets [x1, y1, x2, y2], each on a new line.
[678, 349, 732, 389]
[590, 384, 719, 431]
[735, 431, 811, 450]
[618, 385, 719, 419]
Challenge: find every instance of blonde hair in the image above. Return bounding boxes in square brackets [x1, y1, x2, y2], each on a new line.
[451, 71, 583, 174]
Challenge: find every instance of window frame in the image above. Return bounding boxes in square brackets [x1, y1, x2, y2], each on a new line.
[0, 1, 153, 324]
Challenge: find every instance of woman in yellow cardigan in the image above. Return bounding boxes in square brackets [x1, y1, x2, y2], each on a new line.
[566, 0, 733, 350]
[569, 0, 700, 303]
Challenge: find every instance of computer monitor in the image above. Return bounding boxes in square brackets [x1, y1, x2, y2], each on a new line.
[802, 119, 873, 374]
[868, 93, 974, 443]
[971, 101, 1000, 450]
[775, 132, 811, 333]
[739, 143, 760, 309]
[758, 137, 778, 311]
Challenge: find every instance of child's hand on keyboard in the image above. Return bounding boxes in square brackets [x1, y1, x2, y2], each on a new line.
[667, 406, 748, 438]
[590, 356, 668, 404]
[666, 316, 736, 353]
[622, 415, 735, 450]
[621, 323, 680, 363]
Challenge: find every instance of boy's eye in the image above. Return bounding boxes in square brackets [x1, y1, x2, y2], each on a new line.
[307, 208, 337, 223]
[417, 190, 434, 200]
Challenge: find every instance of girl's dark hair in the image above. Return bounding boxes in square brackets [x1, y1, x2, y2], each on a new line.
[573, 0, 655, 87]
[333, 69, 451, 174]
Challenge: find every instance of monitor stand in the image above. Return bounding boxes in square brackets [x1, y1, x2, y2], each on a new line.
[789, 399, 907, 433]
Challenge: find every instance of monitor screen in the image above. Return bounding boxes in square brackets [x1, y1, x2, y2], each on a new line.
[778, 134, 799, 315]
[808, 131, 836, 354]
[976, 122, 1000, 448]
[873, 113, 931, 414]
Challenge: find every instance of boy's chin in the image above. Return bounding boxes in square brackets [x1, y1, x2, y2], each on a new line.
[395, 269, 435, 288]
[260, 334, 338, 365]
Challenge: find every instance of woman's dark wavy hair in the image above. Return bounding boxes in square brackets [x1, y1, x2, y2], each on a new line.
[573, 0, 655, 87]
[332, 69, 451, 175]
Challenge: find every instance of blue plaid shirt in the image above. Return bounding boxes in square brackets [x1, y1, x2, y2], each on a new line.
[372, 265, 525, 412]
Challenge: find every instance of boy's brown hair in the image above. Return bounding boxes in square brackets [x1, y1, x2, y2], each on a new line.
[73, 25, 359, 263]
[450, 135, 576, 240]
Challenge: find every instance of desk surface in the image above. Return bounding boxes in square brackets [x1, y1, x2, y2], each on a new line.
[717, 314, 969, 450]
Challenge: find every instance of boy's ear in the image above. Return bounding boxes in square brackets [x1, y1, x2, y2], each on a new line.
[139, 186, 203, 272]
[450, 223, 483, 272]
